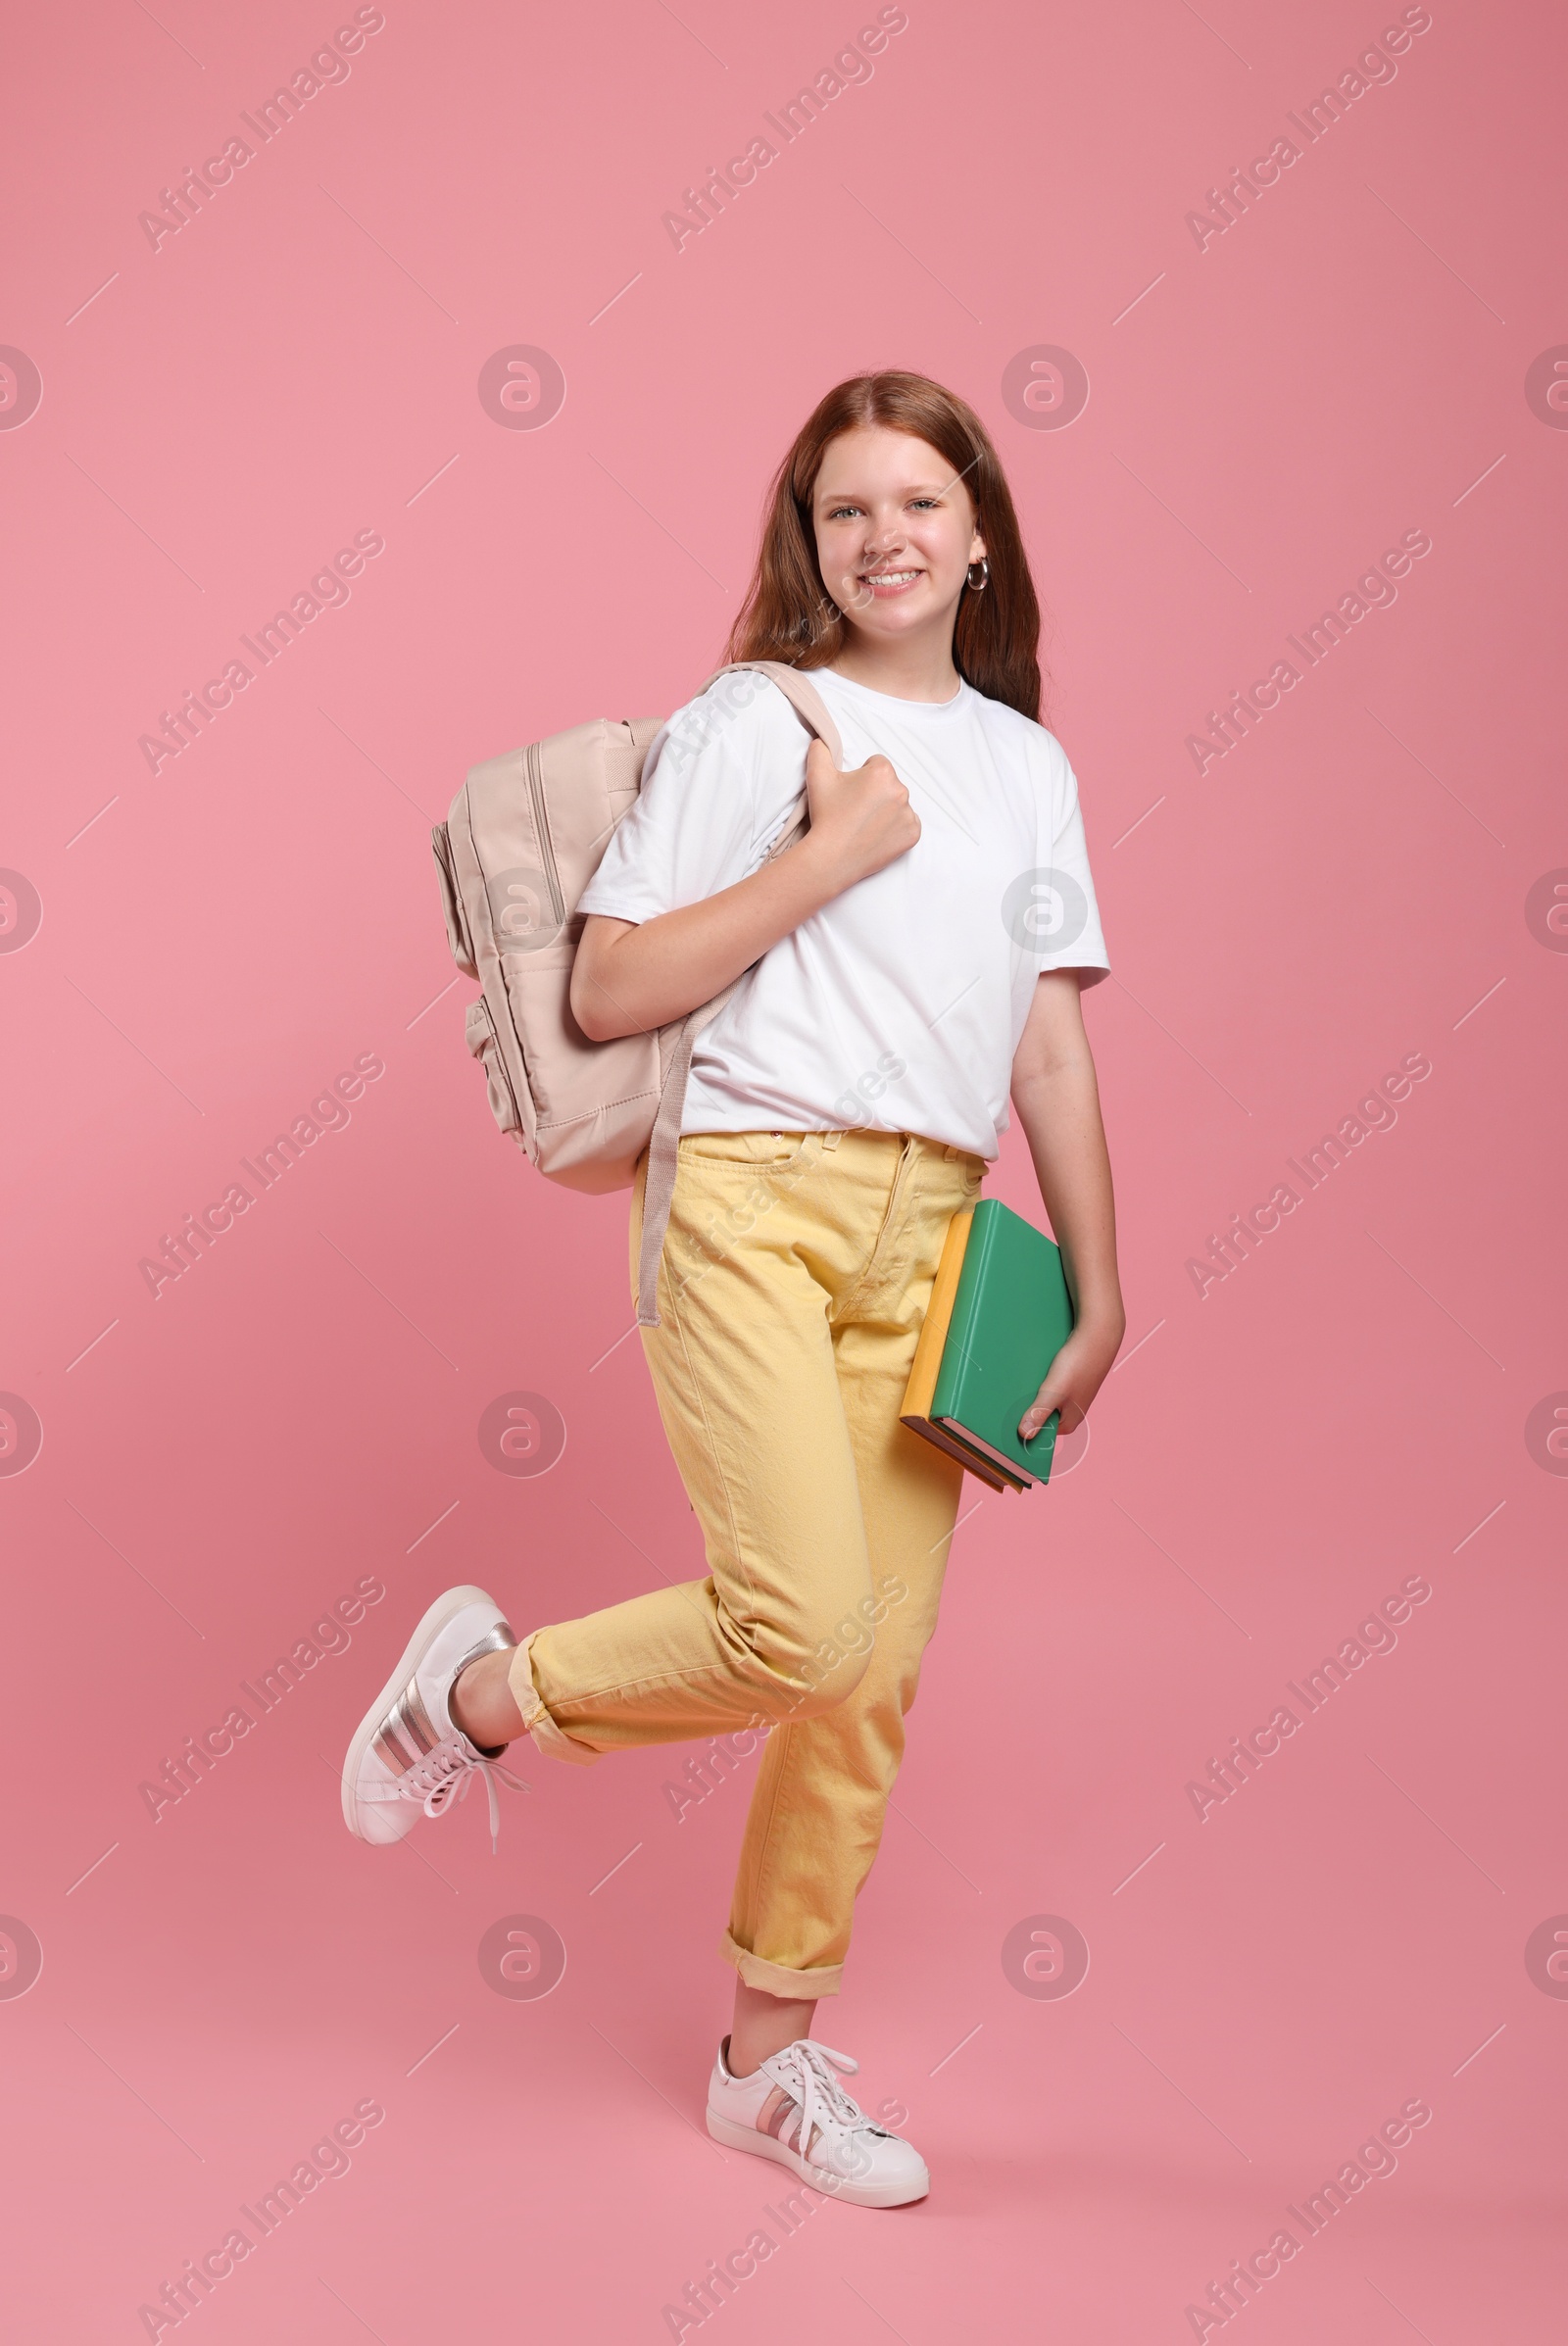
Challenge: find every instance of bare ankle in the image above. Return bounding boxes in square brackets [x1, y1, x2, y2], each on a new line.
[451, 1648, 523, 1748]
[728, 1982, 817, 2077]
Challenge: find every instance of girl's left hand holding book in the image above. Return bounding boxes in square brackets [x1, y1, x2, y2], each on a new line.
[1018, 1317, 1126, 1444]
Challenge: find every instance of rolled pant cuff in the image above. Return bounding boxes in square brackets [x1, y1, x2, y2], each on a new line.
[507, 1632, 603, 1768]
[720, 1930, 844, 2000]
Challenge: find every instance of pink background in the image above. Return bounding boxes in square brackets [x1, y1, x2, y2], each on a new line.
[3, 0, 1565, 2338]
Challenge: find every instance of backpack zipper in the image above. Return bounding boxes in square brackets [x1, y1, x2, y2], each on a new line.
[525, 741, 565, 931]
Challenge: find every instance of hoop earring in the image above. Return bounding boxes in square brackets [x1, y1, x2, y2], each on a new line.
[965, 557, 990, 592]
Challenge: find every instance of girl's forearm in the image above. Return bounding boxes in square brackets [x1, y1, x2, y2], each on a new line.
[1011, 1060, 1125, 1329]
[572, 740, 922, 1041]
[570, 833, 842, 1041]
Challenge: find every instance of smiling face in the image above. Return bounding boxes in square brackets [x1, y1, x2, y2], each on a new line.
[810, 424, 986, 653]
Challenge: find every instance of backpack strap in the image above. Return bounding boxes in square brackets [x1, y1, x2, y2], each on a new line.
[634, 661, 843, 1328]
[707, 660, 845, 772]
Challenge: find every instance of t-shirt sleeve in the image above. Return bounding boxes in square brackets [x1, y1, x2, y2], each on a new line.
[576, 683, 803, 925]
[1029, 735, 1110, 983]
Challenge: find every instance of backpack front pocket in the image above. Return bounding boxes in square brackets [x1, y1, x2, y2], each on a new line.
[432, 824, 478, 977]
[466, 997, 524, 1138]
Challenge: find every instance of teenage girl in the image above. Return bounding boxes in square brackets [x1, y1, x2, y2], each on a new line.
[342, 371, 1124, 2207]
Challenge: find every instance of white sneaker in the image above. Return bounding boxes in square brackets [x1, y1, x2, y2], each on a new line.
[341, 1585, 528, 1850]
[706, 2035, 929, 2208]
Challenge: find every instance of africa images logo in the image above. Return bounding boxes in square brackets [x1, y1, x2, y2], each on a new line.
[477, 1393, 567, 1477]
[0, 347, 43, 430]
[661, 8, 909, 252]
[137, 1053, 386, 1298]
[137, 535, 385, 776]
[136, 10, 388, 255]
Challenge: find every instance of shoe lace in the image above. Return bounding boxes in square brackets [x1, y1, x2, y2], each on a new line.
[400, 1735, 529, 1852]
[761, 2040, 888, 2174]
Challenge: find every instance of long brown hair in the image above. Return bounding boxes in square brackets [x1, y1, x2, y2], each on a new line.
[724, 371, 1044, 721]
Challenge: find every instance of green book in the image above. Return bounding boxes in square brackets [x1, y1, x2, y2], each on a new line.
[901, 1198, 1075, 1491]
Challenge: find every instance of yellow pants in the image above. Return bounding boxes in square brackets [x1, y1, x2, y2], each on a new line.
[507, 1127, 985, 1997]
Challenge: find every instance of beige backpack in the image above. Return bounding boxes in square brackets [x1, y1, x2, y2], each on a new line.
[433, 660, 844, 1329]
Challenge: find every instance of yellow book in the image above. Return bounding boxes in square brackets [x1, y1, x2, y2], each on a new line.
[901, 1207, 1028, 1493]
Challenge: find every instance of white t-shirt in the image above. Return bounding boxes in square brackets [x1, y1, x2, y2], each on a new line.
[576, 666, 1109, 1157]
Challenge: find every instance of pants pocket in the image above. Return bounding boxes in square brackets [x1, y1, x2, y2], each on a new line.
[678, 1130, 811, 1173]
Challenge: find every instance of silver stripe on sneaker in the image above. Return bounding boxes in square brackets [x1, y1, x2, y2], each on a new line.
[373, 1717, 421, 1777]
[371, 1617, 518, 1780]
[759, 2088, 811, 2158]
[372, 1679, 438, 1778]
[370, 1620, 517, 1778]
[392, 1682, 438, 1753]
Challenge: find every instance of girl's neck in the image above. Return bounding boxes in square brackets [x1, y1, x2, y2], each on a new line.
[828, 630, 962, 705]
